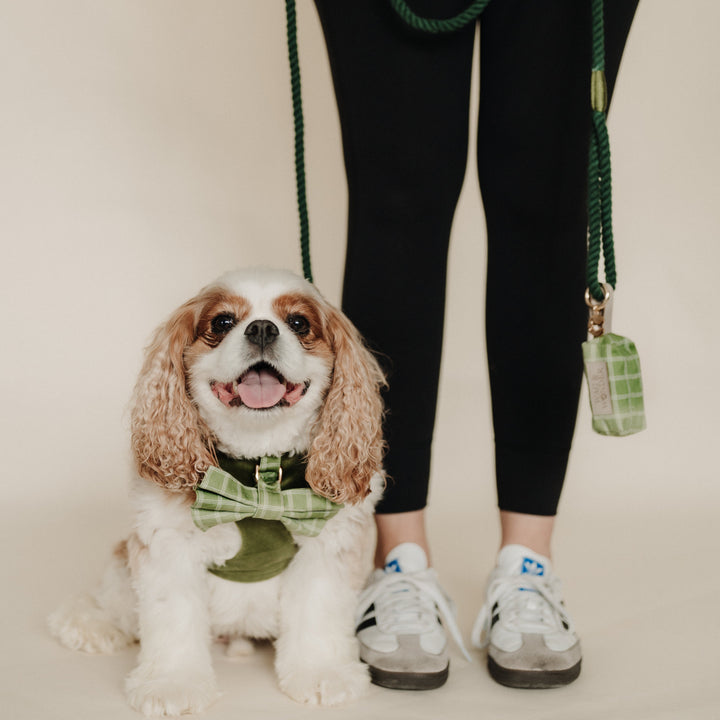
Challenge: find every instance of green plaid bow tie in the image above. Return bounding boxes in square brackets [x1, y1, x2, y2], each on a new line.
[191, 455, 343, 536]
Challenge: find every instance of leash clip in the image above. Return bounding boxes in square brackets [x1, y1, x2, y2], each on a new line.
[585, 284, 612, 338]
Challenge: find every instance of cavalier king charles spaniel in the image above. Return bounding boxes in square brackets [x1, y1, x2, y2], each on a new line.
[48, 268, 386, 714]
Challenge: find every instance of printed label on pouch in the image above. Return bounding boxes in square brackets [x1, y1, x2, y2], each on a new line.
[586, 360, 613, 416]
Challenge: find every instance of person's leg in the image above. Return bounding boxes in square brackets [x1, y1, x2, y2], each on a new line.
[313, 0, 475, 689]
[373, 510, 430, 567]
[473, 0, 639, 687]
[478, 0, 638, 537]
[314, 0, 474, 540]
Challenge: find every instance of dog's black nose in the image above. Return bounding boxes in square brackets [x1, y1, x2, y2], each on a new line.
[244, 319, 279, 348]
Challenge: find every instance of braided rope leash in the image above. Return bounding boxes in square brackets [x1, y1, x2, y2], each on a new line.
[284, 0, 615, 300]
[388, 0, 614, 305]
[285, 0, 312, 283]
[388, 0, 491, 33]
[283, 0, 491, 283]
[587, 0, 615, 303]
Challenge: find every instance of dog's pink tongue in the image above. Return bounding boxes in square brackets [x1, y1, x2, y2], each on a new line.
[238, 368, 286, 409]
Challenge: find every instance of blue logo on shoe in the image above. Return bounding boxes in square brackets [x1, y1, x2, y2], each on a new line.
[521, 557, 545, 576]
[385, 559, 402, 573]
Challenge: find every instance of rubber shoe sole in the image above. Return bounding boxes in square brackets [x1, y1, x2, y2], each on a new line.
[367, 662, 449, 690]
[488, 656, 581, 689]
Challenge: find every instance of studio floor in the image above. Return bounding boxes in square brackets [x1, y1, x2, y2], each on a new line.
[4, 484, 718, 720]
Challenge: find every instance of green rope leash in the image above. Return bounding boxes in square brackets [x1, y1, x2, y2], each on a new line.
[388, 0, 615, 303]
[282, 0, 491, 282]
[388, 0, 491, 33]
[285, 0, 312, 283]
[587, 0, 615, 302]
[284, 0, 615, 298]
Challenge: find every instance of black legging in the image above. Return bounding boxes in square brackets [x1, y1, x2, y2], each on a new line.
[314, 0, 638, 516]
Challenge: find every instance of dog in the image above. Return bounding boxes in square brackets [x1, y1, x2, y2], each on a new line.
[48, 268, 386, 714]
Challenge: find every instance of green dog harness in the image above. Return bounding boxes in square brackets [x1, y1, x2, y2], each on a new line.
[192, 453, 343, 583]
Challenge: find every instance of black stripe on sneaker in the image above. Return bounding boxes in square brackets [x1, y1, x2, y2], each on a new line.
[491, 602, 500, 628]
[356, 617, 377, 633]
[361, 603, 375, 620]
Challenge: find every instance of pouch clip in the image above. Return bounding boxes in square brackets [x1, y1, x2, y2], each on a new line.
[585, 284, 612, 338]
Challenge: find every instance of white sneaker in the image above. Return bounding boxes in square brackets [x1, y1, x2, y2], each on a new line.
[471, 544, 582, 688]
[356, 543, 470, 690]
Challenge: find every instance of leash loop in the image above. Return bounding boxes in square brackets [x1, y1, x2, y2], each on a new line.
[387, 0, 491, 33]
[388, 0, 616, 305]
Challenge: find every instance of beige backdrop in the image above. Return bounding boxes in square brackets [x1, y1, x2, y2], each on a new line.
[2, 2, 718, 719]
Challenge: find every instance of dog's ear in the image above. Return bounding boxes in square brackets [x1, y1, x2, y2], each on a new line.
[306, 305, 386, 504]
[130, 293, 216, 491]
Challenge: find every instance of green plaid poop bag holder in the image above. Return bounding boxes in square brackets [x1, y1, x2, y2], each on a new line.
[582, 0, 646, 437]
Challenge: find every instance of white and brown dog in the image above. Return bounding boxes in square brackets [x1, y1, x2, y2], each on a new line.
[48, 268, 385, 714]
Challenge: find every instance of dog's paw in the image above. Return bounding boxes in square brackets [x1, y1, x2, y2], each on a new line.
[48, 594, 134, 654]
[279, 661, 370, 707]
[125, 666, 218, 717]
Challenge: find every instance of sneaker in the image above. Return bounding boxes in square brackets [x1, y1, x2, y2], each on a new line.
[471, 544, 582, 689]
[356, 542, 471, 690]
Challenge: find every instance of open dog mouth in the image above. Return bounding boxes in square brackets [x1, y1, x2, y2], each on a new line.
[210, 362, 309, 410]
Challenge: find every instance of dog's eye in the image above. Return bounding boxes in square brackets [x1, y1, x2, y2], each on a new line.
[287, 314, 310, 336]
[210, 314, 236, 335]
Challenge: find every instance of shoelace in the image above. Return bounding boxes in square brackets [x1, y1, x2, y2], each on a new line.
[357, 569, 472, 662]
[470, 573, 574, 649]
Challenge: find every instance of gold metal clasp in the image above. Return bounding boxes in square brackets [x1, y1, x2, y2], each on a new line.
[585, 284, 612, 338]
[255, 464, 283, 485]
